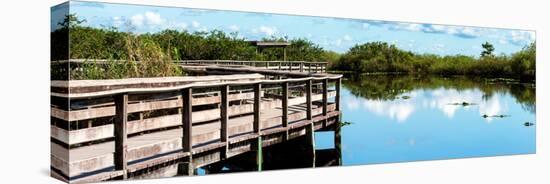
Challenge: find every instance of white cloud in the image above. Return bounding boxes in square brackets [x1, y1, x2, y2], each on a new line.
[334, 39, 342, 46]
[343, 35, 352, 41]
[130, 14, 144, 27]
[508, 30, 535, 45]
[130, 11, 165, 28]
[260, 26, 277, 36]
[228, 25, 239, 31]
[253, 26, 278, 36]
[112, 16, 123, 27]
[192, 21, 200, 28]
[197, 26, 208, 32]
[144, 12, 164, 25]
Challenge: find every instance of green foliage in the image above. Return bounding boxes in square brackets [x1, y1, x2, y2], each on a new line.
[331, 41, 535, 81]
[481, 41, 495, 57]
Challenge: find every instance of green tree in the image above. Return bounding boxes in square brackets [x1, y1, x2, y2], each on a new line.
[481, 41, 495, 57]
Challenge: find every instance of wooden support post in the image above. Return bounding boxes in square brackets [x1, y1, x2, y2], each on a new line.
[253, 83, 261, 134]
[283, 47, 287, 61]
[282, 82, 289, 139]
[335, 78, 341, 111]
[220, 85, 229, 158]
[334, 116, 342, 166]
[266, 61, 269, 69]
[177, 157, 194, 176]
[182, 88, 193, 153]
[300, 62, 304, 72]
[278, 62, 282, 70]
[306, 79, 312, 120]
[322, 79, 328, 116]
[255, 137, 263, 171]
[114, 93, 128, 179]
[308, 63, 312, 73]
[305, 122, 316, 168]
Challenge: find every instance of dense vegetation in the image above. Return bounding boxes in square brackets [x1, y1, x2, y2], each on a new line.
[331, 41, 536, 81]
[52, 14, 535, 82]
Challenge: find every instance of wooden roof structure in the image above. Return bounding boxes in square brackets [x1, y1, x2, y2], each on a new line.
[248, 41, 292, 61]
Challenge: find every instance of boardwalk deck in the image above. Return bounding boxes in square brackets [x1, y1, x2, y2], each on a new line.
[51, 60, 341, 183]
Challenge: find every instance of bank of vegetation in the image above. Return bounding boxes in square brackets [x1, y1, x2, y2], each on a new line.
[330, 41, 535, 82]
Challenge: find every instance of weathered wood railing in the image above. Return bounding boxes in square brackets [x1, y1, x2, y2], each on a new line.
[177, 60, 328, 73]
[51, 59, 329, 74]
[51, 72, 342, 183]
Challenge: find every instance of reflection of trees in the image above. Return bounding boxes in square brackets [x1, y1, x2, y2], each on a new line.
[342, 74, 535, 113]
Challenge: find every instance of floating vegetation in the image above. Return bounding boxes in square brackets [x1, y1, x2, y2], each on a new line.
[401, 95, 411, 100]
[481, 114, 510, 118]
[524, 122, 535, 127]
[339, 121, 353, 127]
[448, 101, 478, 106]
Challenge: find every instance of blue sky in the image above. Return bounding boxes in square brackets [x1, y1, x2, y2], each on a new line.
[52, 1, 535, 56]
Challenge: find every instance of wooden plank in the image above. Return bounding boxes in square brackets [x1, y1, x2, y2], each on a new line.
[51, 92, 336, 145]
[182, 88, 192, 153]
[114, 93, 128, 178]
[51, 92, 255, 121]
[51, 104, 337, 178]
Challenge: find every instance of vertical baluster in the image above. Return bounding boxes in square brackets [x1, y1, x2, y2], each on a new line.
[220, 85, 229, 158]
[282, 82, 289, 139]
[114, 93, 128, 179]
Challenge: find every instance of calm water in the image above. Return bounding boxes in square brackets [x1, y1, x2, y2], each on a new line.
[316, 75, 536, 165]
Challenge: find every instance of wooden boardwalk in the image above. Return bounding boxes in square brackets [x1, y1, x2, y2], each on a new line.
[50, 60, 341, 183]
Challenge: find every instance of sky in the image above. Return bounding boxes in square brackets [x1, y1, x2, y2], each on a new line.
[52, 1, 536, 56]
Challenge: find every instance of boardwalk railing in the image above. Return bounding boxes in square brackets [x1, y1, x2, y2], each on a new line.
[52, 59, 329, 74]
[51, 71, 342, 183]
[177, 60, 328, 73]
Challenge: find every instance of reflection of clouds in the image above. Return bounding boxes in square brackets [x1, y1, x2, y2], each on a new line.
[363, 100, 415, 122]
[345, 96, 360, 110]
[479, 96, 508, 122]
[429, 88, 479, 118]
[345, 95, 415, 122]
[345, 87, 509, 123]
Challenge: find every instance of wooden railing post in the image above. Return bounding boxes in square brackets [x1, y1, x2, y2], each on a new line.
[289, 62, 293, 72]
[322, 79, 328, 116]
[182, 88, 193, 153]
[305, 80, 315, 167]
[278, 62, 282, 70]
[308, 63, 312, 73]
[266, 61, 269, 69]
[253, 83, 261, 133]
[306, 79, 312, 120]
[114, 93, 128, 179]
[300, 62, 304, 72]
[335, 78, 341, 111]
[315, 63, 319, 73]
[282, 82, 289, 139]
[220, 85, 229, 158]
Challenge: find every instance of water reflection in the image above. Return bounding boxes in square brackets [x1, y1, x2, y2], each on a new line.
[339, 74, 535, 165]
